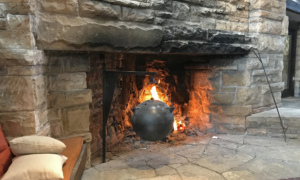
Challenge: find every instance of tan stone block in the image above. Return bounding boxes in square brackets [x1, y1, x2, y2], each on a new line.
[250, 0, 272, 10]
[0, 1, 32, 17]
[236, 86, 261, 105]
[37, 123, 51, 136]
[0, 111, 37, 137]
[262, 92, 281, 106]
[211, 113, 246, 126]
[50, 89, 92, 108]
[220, 105, 252, 116]
[0, 31, 35, 49]
[230, 22, 248, 32]
[36, 13, 163, 51]
[48, 54, 90, 74]
[216, 20, 231, 31]
[62, 105, 90, 135]
[38, 0, 78, 15]
[256, 34, 285, 53]
[249, 17, 282, 34]
[49, 72, 87, 91]
[79, 0, 121, 19]
[0, 49, 46, 66]
[209, 92, 235, 105]
[261, 82, 284, 94]
[0, 76, 46, 111]
[223, 71, 251, 86]
[50, 121, 63, 138]
[7, 65, 45, 76]
[250, 10, 284, 21]
[6, 14, 30, 31]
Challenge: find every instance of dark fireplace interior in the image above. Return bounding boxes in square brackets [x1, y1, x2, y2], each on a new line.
[85, 52, 243, 160]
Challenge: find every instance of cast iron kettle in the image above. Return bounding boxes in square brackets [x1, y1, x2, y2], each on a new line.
[131, 83, 175, 141]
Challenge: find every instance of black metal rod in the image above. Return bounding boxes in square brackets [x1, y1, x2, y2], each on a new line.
[253, 49, 287, 141]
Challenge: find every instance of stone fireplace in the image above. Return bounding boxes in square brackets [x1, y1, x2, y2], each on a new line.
[0, 0, 288, 165]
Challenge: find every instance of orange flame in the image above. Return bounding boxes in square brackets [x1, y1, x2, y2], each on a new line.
[150, 86, 160, 101]
[149, 83, 186, 132]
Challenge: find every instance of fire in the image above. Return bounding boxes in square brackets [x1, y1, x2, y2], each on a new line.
[173, 120, 186, 131]
[148, 82, 186, 132]
[150, 86, 160, 101]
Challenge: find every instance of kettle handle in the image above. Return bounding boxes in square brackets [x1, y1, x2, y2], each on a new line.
[131, 82, 174, 110]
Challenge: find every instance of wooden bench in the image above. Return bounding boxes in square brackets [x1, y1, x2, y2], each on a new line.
[60, 137, 87, 180]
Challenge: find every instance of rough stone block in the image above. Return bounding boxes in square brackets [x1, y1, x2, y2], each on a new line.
[48, 54, 89, 74]
[216, 20, 231, 31]
[209, 58, 238, 70]
[223, 70, 251, 86]
[123, 7, 154, 23]
[252, 73, 282, 84]
[237, 57, 262, 70]
[79, 0, 121, 19]
[6, 14, 30, 31]
[262, 92, 281, 106]
[172, 1, 190, 20]
[50, 89, 92, 108]
[221, 87, 236, 92]
[103, 0, 151, 8]
[250, 10, 284, 20]
[256, 34, 285, 53]
[50, 121, 63, 138]
[236, 86, 261, 105]
[250, 0, 272, 11]
[0, 1, 32, 17]
[252, 69, 280, 76]
[37, 123, 51, 136]
[249, 17, 282, 35]
[0, 76, 46, 111]
[7, 65, 45, 76]
[209, 92, 235, 105]
[220, 105, 252, 116]
[0, 111, 37, 137]
[190, 17, 216, 29]
[261, 82, 284, 94]
[36, 14, 163, 51]
[38, 0, 78, 15]
[62, 105, 90, 135]
[0, 31, 35, 49]
[49, 72, 87, 91]
[214, 114, 246, 125]
[0, 49, 46, 66]
[230, 22, 248, 32]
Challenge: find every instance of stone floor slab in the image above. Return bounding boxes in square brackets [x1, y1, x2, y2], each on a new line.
[84, 135, 300, 180]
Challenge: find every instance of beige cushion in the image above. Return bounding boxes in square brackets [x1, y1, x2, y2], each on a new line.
[2, 154, 67, 180]
[9, 136, 66, 156]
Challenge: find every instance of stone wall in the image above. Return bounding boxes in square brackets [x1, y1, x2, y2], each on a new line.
[0, 0, 289, 160]
[0, 1, 50, 137]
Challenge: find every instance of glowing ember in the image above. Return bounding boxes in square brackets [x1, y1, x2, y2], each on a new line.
[173, 120, 178, 131]
[173, 120, 186, 131]
[150, 86, 160, 101]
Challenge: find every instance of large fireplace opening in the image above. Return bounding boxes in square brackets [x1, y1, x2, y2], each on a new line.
[83, 52, 249, 161]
